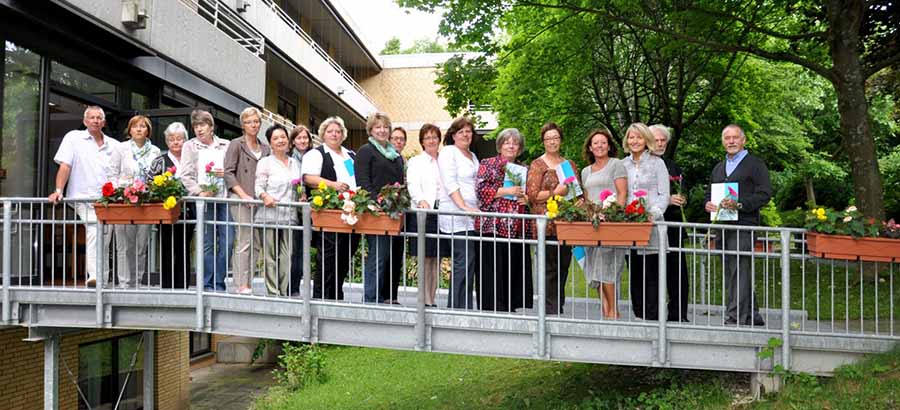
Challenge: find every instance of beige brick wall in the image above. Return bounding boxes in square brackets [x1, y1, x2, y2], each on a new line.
[156, 331, 190, 410]
[0, 328, 42, 410]
[361, 67, 453, 125]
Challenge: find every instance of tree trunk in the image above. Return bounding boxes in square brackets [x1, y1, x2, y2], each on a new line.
[804, 177, 816, 206]
[828, 0, 885, 220]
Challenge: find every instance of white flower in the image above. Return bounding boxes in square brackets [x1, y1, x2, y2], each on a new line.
[342, 199, 355, 213]
[846, 206, 857, 213]
[843, 215, 852, 223]
[340, 212, 358, 225]
[367, 204, 379, 212]
[602, 195, 617, 209]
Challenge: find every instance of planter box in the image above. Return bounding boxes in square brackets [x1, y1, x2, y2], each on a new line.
[806, 232, 900, 262]
[311, 209, 403, 236]
[94, 202, 181, 224]
[554, 221, 652, 246]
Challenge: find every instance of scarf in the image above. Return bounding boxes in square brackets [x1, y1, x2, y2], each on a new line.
[368, 136, 399, 161]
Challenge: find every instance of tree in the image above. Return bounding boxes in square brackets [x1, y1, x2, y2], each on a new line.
[399, 0, 900, 219]
[381, 37, 402, 55]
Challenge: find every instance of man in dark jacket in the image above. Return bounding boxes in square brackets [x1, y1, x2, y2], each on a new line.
[704, 124, 772, 326]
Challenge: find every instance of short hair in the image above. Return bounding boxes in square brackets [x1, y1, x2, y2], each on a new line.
[582, 128, 617, 163]
[265, 124, 289, 143]
[190, 109, 215, 129]
[540, 122, 563, 141]
[623, 122, 656, 154]
[240, 107, 261, 123]
[83, 105, 105, 120]
[164, 122, 188, 142]
[318, 116, 348, 142]
[418, 123, 441, 145]
[365, 112, 392, 135]
[289, 125, 311, 142]
[649, 124, 671, 142]
[495, 128, 525, 156]
[391, 127, 407, 140]
[721, 124, 745, 139]
[125, 115, 152, 139]
[443, 117, 476, 146]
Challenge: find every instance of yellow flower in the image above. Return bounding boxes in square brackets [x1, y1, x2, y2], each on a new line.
[546, 211, 558, 219]
[312, 196, 324, 207]
[815, 208, 826, 220]
[318, 181, 328, 190]
[547, 201, 558, 214]
[553, 195, 562, 201]
[816, 213, 827, 221]
[153, 175, 166, 186]
[164, 171, 173, 178]
[162, 196, 178, 210]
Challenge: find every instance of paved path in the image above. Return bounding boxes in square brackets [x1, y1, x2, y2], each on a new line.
[191, 362, 276, 410]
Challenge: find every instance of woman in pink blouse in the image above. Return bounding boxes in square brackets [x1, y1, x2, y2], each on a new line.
[476, 128, 533, 312]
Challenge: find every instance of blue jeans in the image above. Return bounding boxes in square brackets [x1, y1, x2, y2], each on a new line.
[363, 235, 404, 303]
[203, 202, 234, 291]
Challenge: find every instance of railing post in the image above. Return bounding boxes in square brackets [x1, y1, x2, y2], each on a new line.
[657, 223, 668, 366]
[2, 200, 12, 324]
[44, 333, 60, 410]
[536, 217, 547, 358]
[415, 209, 427, 351]
[195, 199, 206, 331]
[780, 230, 791, 371]
[95, 209, 104, 327]
[301, 205, 312, 342]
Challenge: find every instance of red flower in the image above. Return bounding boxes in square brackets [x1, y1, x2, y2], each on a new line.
[625, 200, 645, 215]
[101, 182, 115, 197]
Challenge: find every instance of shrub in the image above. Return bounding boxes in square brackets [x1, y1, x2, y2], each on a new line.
[273, 342, 327, 391]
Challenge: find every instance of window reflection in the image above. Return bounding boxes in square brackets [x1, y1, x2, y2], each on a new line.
[50, 60, 117, 103]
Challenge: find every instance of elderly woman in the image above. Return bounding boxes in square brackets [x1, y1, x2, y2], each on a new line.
[255, 124, 300, 296]
[438, 117, 480, 309]
[289, 125, 313, 296]
[224, 107, 270, 294]
[580, 129, 628, 319]
[406, 123, 448, 307]
[650, 124, 689, 321]
[301, 116, 360, 300]
[526, 122, 582, 315]
[390, 127, 407, 157]
[475, 128, 533, 312]
[181, 109, 233, 292]
[356, 113, 405, 304]
[149, 122, 195, 289]
[109, 115, 160, 288]
[623, 122, 670, 321]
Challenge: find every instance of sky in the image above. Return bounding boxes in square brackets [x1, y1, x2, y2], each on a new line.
[331, 0, 446, 54]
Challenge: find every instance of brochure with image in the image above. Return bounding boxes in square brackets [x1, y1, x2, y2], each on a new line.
[710, 182, 739, 221]
[555, 161, 583, 200]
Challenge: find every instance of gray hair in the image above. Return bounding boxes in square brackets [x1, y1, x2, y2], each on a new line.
[83, 105, 105, 120]
[721, 124, 745, 139]
[318, 116, 348, 143]
[649, 124, 671, 142]
[495, 128, 525, 156]
[164, 122, 188, 142]
[240, 107, 261, 123]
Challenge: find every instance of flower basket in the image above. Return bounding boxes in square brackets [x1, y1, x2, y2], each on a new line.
[311, 209, 403, 236]
[554, 221, 652, 246]
[806, 232, 900, 262]
[94, 202, 182, 225]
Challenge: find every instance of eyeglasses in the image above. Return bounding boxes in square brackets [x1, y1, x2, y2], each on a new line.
[543, 136, 561, 142]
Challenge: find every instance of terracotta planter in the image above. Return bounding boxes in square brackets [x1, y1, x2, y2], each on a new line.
[806, 232, 900, 262]
[554, 221, 652, 246]
[94, 202, 181, 225]
[311, 209, 403, 236]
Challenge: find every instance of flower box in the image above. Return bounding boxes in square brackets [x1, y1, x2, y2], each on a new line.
[311, 209, 403, 236]
[554, 221, 652, 246]
[806, 232, 900, 262]
[94, 202, 182, 225]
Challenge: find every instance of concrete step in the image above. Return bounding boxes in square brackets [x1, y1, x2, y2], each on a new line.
[216, 335, 282, 364]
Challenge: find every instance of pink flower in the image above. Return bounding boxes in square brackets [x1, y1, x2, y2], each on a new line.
[634, 190, 647, 198]
[166, 166, 177, 175]
[132, 179, 146, 192]
[205, 162, 215, 173]
[563, 176, 576, 185]
[727, 186, 738, 197]
[127, 195, 139, 204]
[291, 178, 302, 186]
[599, 189, 614, 202]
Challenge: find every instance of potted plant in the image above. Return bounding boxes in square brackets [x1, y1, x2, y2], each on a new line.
[308, 181, 410, 236]
[95, 167, 186, 224]
[547, 189, 653, 246]
[804, 205, 900, 262]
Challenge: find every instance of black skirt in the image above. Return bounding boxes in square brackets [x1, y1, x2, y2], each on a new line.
[405, 212, 450, 257]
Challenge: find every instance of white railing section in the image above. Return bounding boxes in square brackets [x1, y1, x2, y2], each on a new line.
[188, 0, 266, 58]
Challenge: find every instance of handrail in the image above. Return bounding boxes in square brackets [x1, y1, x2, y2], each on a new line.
[183, 0, 265, 59]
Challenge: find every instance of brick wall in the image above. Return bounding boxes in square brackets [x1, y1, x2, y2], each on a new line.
[361, 67, 453, 125]
[156, 331, 190, 410]
[0, 328, 42, 410]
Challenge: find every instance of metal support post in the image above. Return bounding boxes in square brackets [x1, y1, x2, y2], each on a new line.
[780, 230, 792, 371]
[95, 214, 104, 327]
[414, 209, 427, 351]
[301, 205, 313, 341]
[44, 333, 60, 410]
[2, 201, 11, 324]
[143, 330, 155, 410]
[195, 200, 206, 331]
[536, 218, 547, 358]
[657, 223, 668, 366]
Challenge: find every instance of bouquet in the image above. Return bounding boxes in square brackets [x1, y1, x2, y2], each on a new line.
[98, 166, 185, 210]
[199, 161, 220, 195]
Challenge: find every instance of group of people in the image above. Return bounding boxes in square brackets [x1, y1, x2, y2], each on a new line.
[49, 105, 772, 326]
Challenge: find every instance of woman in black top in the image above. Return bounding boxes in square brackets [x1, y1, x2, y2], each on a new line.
[355, 112, 405, 304]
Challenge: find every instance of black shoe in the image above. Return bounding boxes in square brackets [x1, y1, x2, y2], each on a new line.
[724, 317, 738, 325]
[744, 315, 766, 326]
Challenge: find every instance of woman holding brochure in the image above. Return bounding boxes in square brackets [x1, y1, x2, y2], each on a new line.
[580, 129, 628, 319]
[475, 128, 533, 312]
[526, 122, 583, 315]
[622, 122, 670, 321]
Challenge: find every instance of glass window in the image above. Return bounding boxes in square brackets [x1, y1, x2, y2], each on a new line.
[131, 92, 150, 110]
[50, 60, 117, 103]
[2, 41, 42, 197]
[78, 333, 145, 410]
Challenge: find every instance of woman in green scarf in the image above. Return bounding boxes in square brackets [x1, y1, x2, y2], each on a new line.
[355, 112, 406, 304]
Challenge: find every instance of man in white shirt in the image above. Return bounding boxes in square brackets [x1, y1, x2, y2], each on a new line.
[48, 105, 120, 287]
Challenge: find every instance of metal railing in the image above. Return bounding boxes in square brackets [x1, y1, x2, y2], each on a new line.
[188, 0, 266, 58]
[0, 197, 897, 363]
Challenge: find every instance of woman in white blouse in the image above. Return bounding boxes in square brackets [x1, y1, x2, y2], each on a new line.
[109, 115, 160, 288]
[437, 117, 479, 309]
[301, 116, 360, 301]
[255, 124, 300, 296]
[622, 122, 670, 321]
[406, 123, 449, 307]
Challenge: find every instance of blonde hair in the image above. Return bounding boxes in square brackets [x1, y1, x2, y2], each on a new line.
[126, 115, 152, 139]
[239, 107, 261, 123]
[318, 116, 348, 143]
[365, 112, 392, 135]
[623, 122, 656, 154]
